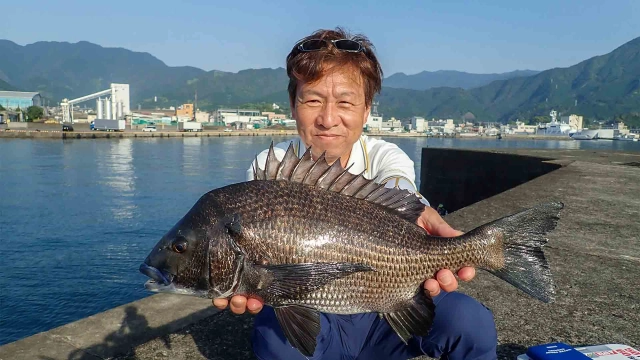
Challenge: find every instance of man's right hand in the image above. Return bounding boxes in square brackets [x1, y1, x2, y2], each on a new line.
[213, 296, 263, 315]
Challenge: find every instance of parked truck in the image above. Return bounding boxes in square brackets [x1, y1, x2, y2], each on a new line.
[92, 119, 126, 132]
[178, 121, 203, 132]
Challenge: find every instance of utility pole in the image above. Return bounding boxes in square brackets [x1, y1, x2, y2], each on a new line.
[193, 88, 197, 122]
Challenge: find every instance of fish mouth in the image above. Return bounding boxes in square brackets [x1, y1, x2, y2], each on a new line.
[143, 279, 209, 298]
[139, 263, 173, 286]
[139, 263, 210, 298]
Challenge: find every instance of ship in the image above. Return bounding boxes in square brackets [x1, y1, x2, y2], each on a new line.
[537, 110, 575, 136]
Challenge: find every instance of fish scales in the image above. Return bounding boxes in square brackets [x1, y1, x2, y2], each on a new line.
[208, 179, 488, 314]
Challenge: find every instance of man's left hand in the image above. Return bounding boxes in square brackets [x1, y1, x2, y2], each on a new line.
[416, 206, 476, 297]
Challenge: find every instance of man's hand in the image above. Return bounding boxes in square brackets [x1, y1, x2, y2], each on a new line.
[416, 206, 476, 297]
[213, 297, 263, 315]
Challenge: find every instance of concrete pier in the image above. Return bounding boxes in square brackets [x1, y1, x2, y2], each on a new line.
[1, 148, 638, 360]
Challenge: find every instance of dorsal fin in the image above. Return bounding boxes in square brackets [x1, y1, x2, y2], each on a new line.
[252, 142, 426, 222]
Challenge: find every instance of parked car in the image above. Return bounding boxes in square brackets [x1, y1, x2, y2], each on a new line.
[142, 125, 157, 132]
[62, 124, 74, 132]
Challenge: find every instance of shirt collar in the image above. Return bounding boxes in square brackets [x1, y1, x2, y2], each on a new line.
[295, 135, 369, 176]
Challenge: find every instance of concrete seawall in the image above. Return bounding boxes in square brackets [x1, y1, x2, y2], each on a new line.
[0, 130, 300, 139]
[1, 148, 638, 360]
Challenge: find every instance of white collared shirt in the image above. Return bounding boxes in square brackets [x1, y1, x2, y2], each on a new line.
[246, 135, 430, 206]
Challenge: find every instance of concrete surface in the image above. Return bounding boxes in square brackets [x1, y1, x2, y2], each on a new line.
[1, 148, 638, 360]
[0, 294, 217, 360]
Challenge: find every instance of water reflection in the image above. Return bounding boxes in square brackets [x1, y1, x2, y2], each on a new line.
[182, 137, 203, 177]
[96, 139, 137, 220]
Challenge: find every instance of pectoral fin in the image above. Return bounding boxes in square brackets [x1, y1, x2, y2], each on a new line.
[274, 305, 321, 357]
[260, 262, 374, 299]
[382, 290, 435, 344]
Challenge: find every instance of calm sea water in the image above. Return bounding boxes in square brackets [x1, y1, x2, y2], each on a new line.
[1, 136, 639, 345]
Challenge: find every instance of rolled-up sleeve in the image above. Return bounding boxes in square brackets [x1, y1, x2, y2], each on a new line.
[369, 141, 430, 207]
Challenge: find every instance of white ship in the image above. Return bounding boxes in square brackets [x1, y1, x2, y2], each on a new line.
[570, 129, 599, 140]
[538, 110, 574, 136]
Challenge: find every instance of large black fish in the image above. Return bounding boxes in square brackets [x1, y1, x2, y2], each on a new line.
[140, 142, 563, 356]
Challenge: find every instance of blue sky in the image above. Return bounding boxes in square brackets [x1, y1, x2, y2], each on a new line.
[4, 0, 639, 76]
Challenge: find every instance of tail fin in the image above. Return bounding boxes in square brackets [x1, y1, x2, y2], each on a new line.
[476, 201, 564, 303]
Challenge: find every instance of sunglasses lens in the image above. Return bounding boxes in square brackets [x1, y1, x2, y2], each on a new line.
[299, 39, 325, 51]
[333, 39, 362, 52]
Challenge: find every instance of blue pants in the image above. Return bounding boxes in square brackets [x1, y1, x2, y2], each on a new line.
[252, 291, 497, 360]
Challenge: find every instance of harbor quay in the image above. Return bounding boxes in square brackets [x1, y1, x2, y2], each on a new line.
[0, 128, 574, 141]
[0, 148, 638, 360]
[0, 122, 577, 140]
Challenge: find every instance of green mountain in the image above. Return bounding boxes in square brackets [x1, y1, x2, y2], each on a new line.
[0, 78, 17, 91]
[0, 40, 205, 104]
[376, 36, 640, 122]
[0, 36, 638, 123]
[145, 68, 289, 110]
[383, 69, 539, 90]
[466, 36, 640, 122]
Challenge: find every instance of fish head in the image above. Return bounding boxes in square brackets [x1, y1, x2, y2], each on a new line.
[139, 211, 213, 298]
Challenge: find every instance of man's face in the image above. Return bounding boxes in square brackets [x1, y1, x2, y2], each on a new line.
[291, 66, 370, 166]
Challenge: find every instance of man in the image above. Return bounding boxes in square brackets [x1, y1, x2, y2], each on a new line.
[213, 27, 496, 359]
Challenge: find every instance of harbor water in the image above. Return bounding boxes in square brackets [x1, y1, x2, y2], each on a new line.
[1, 136, 639, 346]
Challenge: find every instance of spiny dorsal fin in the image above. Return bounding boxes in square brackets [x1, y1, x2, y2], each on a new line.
[264, 142, 279, 179]
[252, 142, 426, 222]
[277, 143, 299, 180]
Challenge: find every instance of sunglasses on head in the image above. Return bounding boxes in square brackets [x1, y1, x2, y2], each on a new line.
[296, 38, 364, 53]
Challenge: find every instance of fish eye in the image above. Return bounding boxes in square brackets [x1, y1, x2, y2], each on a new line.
[172, 238, 188, 253]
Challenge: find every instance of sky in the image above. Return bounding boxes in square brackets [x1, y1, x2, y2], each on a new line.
[3, 0, 639, 76]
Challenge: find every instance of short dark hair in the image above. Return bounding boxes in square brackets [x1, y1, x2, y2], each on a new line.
[286, 27, 383, 107]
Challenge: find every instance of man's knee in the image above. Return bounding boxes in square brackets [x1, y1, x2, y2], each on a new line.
[421, 292, 497, 359]
[441, 291, 496, 341]
[251, 308, 297, 359]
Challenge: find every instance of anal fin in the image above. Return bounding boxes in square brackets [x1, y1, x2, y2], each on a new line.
[274, 305, 321, 357]
[382, 290, 435, 344]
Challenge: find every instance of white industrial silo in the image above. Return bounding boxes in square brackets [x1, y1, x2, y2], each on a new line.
[105, 99, 112, 119]
[116, 102, 123, 119]
[97, 98, 104, 119]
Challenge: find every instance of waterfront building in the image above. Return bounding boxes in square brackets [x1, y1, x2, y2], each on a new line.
[444, 119, 456, 134]
[176, 104, 194, 120]
[213, 108, 267, 125]
[262, 112, 287, 121]
[0, 91, 42, 111]
[381, 118, 402, 132]
[514, 121, 537, 134]
[411, 116, 425, 132]
[195, 111, 210, 122]
[561, 114, 584, 131]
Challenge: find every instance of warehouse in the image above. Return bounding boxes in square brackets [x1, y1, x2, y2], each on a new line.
[0, 91, 42, 110]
